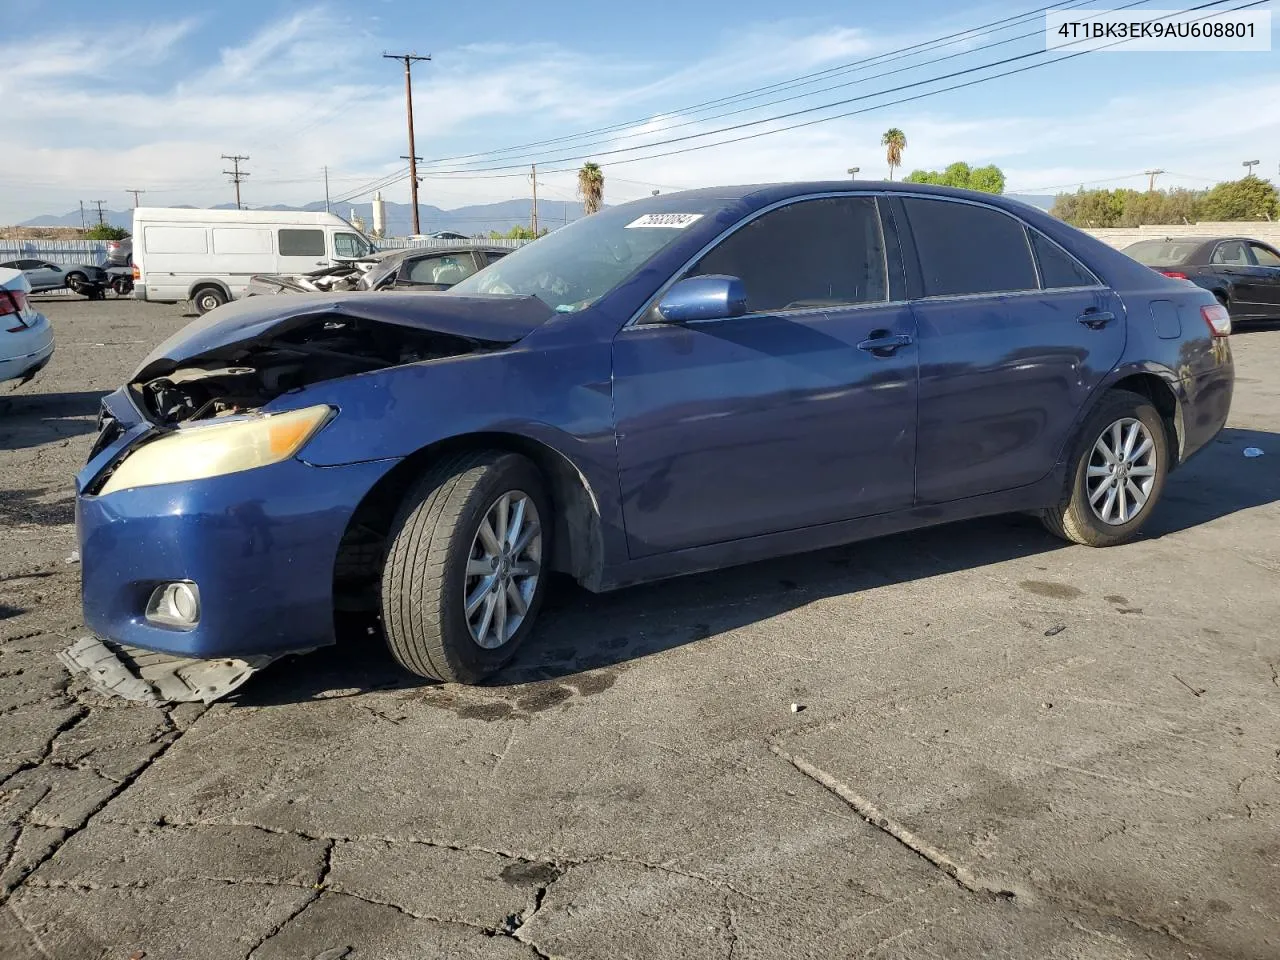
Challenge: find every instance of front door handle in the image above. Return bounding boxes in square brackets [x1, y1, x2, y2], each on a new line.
[1077, 310, 1115, 329]
[857, 332, 913, 355]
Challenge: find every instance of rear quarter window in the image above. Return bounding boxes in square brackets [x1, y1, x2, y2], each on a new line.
[902, 198, 1037, 297]
[1029, 231, 1097, 288]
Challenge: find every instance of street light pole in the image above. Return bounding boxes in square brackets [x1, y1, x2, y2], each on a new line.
[1243, 159, 1260, 177]
[847, 166, 860, 180]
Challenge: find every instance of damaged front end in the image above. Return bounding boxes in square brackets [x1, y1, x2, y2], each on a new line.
[65, 292, 555, 703]
[131, 292, 552, 425]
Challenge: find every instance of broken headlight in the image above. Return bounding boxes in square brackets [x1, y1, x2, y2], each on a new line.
[97, 405, 333, 495]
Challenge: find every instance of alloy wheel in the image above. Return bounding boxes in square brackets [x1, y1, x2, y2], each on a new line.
[1087, 418, 1158, 526]
[463, 491, 542, 649]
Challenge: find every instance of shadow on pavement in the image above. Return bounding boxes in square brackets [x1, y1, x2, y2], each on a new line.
[234, 427, 1280, 705]
[0, 390, 103, 452]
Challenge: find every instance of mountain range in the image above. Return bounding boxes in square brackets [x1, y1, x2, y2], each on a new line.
[20, 193, 1056, 235]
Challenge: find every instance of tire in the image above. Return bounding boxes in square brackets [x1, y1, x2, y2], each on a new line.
[192, 286, 227, 314]
[1041, 390, 1170, 547]
[380, 451, 551, 683]
[88, 286, 107, 301]
[64, 272, 85, 293]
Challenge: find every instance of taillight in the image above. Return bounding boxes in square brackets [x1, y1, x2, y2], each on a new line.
[1161, 271, 1189, 280]
[1201, 303, 1231, 338]
[132, 264, 141, 280]
[0, 290, 29, 329]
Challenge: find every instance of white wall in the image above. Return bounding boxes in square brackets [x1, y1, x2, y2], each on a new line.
[1083, 221, 1280, 250]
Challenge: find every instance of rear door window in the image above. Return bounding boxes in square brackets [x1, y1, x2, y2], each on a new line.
[1029, 231, 1097, 289]
[902, 198, 1038, 297]
[687, 196, 888, 313]
[278, 229, 326, 257]
[1211, 241, 1249, 265]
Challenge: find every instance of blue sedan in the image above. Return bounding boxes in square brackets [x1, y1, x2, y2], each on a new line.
[72, 182, 1233, 689]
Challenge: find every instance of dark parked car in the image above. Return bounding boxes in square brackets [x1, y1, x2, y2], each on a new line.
[67, 182, 1233, 699]
[1124, 236, 1280, 322]
[361, 245, 511, 291]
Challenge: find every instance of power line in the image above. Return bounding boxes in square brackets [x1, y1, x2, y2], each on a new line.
[426, 0, 1105, 174]
[421, 0, 1096, 168]
[423, 0, 1169, 177]
[384, 52, 431, 235]
[221, 154, 250, 209]
[416, 0, 1243, 183]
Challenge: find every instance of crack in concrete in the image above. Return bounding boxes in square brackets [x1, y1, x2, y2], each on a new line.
[769, 745, 1020, 901]
[722, 897, 739, 960]
[113, 816, 769, 905]
[1, 902, 54, 960]
[0, 703, 199, 906]
[0, 703, 88, 793]
[242, 837, 334, 960]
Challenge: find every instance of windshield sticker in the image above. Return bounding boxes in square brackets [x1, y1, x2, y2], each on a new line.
[625, 213, 704, 229]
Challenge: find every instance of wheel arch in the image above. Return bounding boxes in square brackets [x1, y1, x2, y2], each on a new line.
[187, 279, 231, 302]
[333, 431, 607, 605]
[1095, 367, 1185, 466]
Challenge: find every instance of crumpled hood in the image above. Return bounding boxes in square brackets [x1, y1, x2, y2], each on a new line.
[134, 291, 554, 380]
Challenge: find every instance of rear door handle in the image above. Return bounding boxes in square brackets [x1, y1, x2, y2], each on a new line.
[1077, 310, 1115, 329]
[857, 333, 913, 355]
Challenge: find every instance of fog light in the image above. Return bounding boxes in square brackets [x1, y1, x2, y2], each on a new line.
[146, 581, 200, 628]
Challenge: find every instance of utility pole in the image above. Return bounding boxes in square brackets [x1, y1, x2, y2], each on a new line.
[847, 166, 860, 180]
[91, 201, 107, 227]
[324, 166, 330, 213]
[1144, 168, 1165, 192]
[530, 164, 539, 236]
[79, 201, 87, 235]
[384, 52, 431, 236]
[400, 155, 424, 233]
[125, 188, 145, 207]
[1243, 159, 1260, 177]
[221, 154, 250, 209]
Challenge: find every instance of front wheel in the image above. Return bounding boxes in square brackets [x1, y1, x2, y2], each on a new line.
[1042, 390, 1170, 547]
[380, 451, 550, 683]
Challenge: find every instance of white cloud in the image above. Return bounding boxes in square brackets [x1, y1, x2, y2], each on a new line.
[2, 8, 1278, 224]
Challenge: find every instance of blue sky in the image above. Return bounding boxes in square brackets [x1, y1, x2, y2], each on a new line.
[1, 0, 1277, 222]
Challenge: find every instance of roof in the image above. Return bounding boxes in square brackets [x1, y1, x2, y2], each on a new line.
[132, 207, 358, 227]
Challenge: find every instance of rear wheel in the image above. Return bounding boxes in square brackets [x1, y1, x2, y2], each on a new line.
[380, 451, 550, 683]
[64, 272, 85, 294]
[1041, 390, 1170, 547]
[192, 286, 227, 314]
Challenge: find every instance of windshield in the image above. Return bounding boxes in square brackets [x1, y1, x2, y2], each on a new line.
[451, 205, 713, 312]
[1124, 239, 1199, 266]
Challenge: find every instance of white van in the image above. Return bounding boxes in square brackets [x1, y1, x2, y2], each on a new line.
[132, 208, 376, 314]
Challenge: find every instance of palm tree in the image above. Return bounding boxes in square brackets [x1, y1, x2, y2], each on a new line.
[578, 162, 604, 215]
[881, 129, 907, 181]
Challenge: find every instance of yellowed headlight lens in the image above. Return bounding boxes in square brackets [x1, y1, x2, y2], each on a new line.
[98, 405, 332, 496]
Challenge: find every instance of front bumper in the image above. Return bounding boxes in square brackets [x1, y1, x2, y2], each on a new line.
[77, 389, 399, 660]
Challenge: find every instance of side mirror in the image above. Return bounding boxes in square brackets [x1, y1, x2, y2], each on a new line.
[655, 275, 747, 323]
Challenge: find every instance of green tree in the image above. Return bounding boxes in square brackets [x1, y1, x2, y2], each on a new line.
[903, 161, 1004, 194]
[85, 224, 129, 240]
[1198, 176, 1279, 221]
[968, 164, 1006, 194]
[577, 162, 605, 215]
[881, 128, 907, 181]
